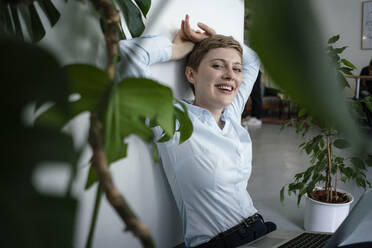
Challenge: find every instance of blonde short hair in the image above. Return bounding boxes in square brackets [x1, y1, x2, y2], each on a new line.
[186, 34, 242, 70]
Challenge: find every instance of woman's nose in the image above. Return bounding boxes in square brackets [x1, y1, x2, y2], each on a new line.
[222, 66, 234, 80]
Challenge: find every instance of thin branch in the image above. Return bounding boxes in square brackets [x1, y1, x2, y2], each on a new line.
[89, 114, 154, 248]
[326, 134, 333, 202]
[90, 0, 120, 78]
[87, 0, 155, 247]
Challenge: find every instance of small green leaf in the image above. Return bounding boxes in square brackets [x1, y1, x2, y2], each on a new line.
[280, 186, 285, 202]
[85, 166, 96, 189]
[340, 67, 353, 75]
[328, 34, 340, 44]
[341, 59, 356, 69]
[296, 120, 305, 133]
[334, 46, 347, 54]
[333, 139, 350, 149]
[298, 108, 307, 117]
[319, 137, 324, 148]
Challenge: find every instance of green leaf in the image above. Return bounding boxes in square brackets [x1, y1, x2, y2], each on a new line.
[298, 108, 307, 117]
[134, 0, 151, 17]
[29, 4, 46, 42]
[116, 0, 145, 37]
[64, 64, 111, 113]
[328, 34, 340, 44]
[333, 46, 347, 54]
[280, 186, 285, 202]
[174, 101, 193, 144]
[340, 67, 353, 75]
[319, 137, 324, 148]
[337, 72, 350, 88]
[340, 165, 351, 178]
[333, 139, 350, 149]
[296, 120, 305, 133]
[36, 64, 111, 129]
[249, 0, 364, 157]
[1, 37, 79, 247]
[85, 78, 176, 189]
[1, 36, 69, 124]
[351, 157, 366, 170]
[341, 59, 356, 69]
[38, 0, 61, 27]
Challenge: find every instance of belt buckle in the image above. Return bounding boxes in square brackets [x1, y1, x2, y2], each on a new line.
[243, 217, 252, 228]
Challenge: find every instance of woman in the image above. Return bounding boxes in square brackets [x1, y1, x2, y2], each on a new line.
[118, 15, 276, 248]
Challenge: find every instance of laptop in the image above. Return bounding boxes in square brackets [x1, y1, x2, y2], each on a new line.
[238, 190, 372, 248]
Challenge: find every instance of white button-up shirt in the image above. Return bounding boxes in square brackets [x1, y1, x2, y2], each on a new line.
[118, 35, 260, 248]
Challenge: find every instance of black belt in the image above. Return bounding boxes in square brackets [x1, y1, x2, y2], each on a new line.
[193, 213, 265, 248]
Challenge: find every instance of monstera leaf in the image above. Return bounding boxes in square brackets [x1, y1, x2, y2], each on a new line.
[0, 0, 151, 42]
[34, 64, 193, 189]
[0, 0, 60, 42]
[0, 36, 79, 247]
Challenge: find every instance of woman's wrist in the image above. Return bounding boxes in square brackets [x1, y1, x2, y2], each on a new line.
[171, 42, 194, 61]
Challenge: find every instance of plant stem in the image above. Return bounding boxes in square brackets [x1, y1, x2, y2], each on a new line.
[85, 185, 103, 248]
[326, 134, 333, 202]
[334, 162, 338, 201]
[89, 113, 155, 248]
[90, 0, 120, 79]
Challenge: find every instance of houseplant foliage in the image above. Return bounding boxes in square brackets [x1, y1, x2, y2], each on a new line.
[0, 0, 149, 42]
[2, 0, 371, 247]
[1, 0, 193, 248]
[0, 36, 79, 248]
[280, 35, 372, 206]
[248, 0, 366, 154]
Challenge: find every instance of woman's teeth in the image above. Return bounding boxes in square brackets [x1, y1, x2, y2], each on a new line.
[216, 85, 232, 91]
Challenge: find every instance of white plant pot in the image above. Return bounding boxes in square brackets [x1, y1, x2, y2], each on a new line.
[304, 189, 353, 233]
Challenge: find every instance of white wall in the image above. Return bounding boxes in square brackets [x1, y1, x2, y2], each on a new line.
[36, 1, 243, 248]
[312, 0, 372, 96]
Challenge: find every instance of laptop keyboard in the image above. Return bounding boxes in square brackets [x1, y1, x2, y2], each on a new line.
[278, 232, 332, 248]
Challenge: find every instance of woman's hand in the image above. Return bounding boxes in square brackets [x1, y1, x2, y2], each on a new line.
[171, 15, 216, 61]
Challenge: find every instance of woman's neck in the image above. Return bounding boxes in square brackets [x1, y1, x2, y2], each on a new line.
[193, 100, 225, 128]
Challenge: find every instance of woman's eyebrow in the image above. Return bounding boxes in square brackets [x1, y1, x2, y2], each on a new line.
[210, 58, 242, 65]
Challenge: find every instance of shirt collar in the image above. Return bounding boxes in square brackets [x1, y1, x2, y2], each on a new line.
[180, 99, 232, 123]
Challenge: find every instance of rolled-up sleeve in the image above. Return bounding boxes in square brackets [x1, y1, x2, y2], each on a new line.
[116, 35, 173, 81]
[228, 44, 259, 120]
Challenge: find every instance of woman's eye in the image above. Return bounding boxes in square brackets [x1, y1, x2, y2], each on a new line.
[212, 64, 222, 69]
[233, 68, 242, 73]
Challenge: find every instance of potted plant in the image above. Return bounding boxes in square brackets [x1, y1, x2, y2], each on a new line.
[280, 35, 372, 232]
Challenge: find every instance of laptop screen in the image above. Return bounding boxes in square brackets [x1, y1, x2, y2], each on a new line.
[324, 190, 372, 248]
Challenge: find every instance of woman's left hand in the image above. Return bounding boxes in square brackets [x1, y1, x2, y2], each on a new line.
[182, 14, 216, 43]
[171, 14, 216, 60]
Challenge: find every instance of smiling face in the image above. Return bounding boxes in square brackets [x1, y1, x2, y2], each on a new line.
[185, 47, 242, 112]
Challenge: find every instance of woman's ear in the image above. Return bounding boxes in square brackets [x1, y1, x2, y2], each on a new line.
[185, 66, 196, 84]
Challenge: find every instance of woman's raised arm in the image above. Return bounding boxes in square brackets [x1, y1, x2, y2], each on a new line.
[171, 15, 216, 60]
